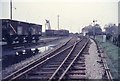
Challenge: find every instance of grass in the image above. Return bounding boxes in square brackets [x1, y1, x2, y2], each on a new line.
[95, 35, 119, 79]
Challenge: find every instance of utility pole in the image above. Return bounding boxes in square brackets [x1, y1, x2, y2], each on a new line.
[57, 15, 59, 30]
[10, 0, 12, 19]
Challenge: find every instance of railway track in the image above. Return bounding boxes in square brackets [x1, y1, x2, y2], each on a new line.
[3, 37, 89, 81]
[2, 37, 113, 81]
[2, 37, 73, 77]
[93, 38, 113, 81]
[2, 37, 72, 68]
[49, 37, 89, 81]
[2, 36, 78, 80]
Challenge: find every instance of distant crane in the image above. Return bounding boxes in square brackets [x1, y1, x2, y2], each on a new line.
[45, 19, 51, 30]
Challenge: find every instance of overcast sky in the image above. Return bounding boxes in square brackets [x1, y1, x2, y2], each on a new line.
[0, 0, 119, 33]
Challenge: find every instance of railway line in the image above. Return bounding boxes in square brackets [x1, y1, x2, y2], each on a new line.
[3, 36, 89, 80]
[2, 37, 72, 76]
[94, 39, 113, 81]
[2, 36, 113, 81]
[2, 36, 77, 80]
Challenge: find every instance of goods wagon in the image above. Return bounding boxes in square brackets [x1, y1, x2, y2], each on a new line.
[45, 29, 69, 36]
[45, 30, 55, 36]
[1, 19, 42, 44]
[58, 30, 69, 36]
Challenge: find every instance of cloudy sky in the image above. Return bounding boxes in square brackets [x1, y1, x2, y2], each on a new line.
[0, 0, 119, 33]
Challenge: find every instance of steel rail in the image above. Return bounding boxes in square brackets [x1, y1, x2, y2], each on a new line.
[10, 45, 74, 80]
[102, 57, 113, 81]
[48, 39, 82, 80]
[92, 38, 113, 81]
[3, 37, 74, 81]
[58, 39, 89, 81]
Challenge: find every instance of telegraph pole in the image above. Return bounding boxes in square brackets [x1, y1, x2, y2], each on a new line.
[57, 15, 59, 30]
[10, 0, 12, 19]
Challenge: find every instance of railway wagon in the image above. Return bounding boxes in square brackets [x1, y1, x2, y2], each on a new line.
[1, 19, 42, 44]
[57, 29, 69, 36]
[45, 30, 55, 36]
[45, 29, 69, 36]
